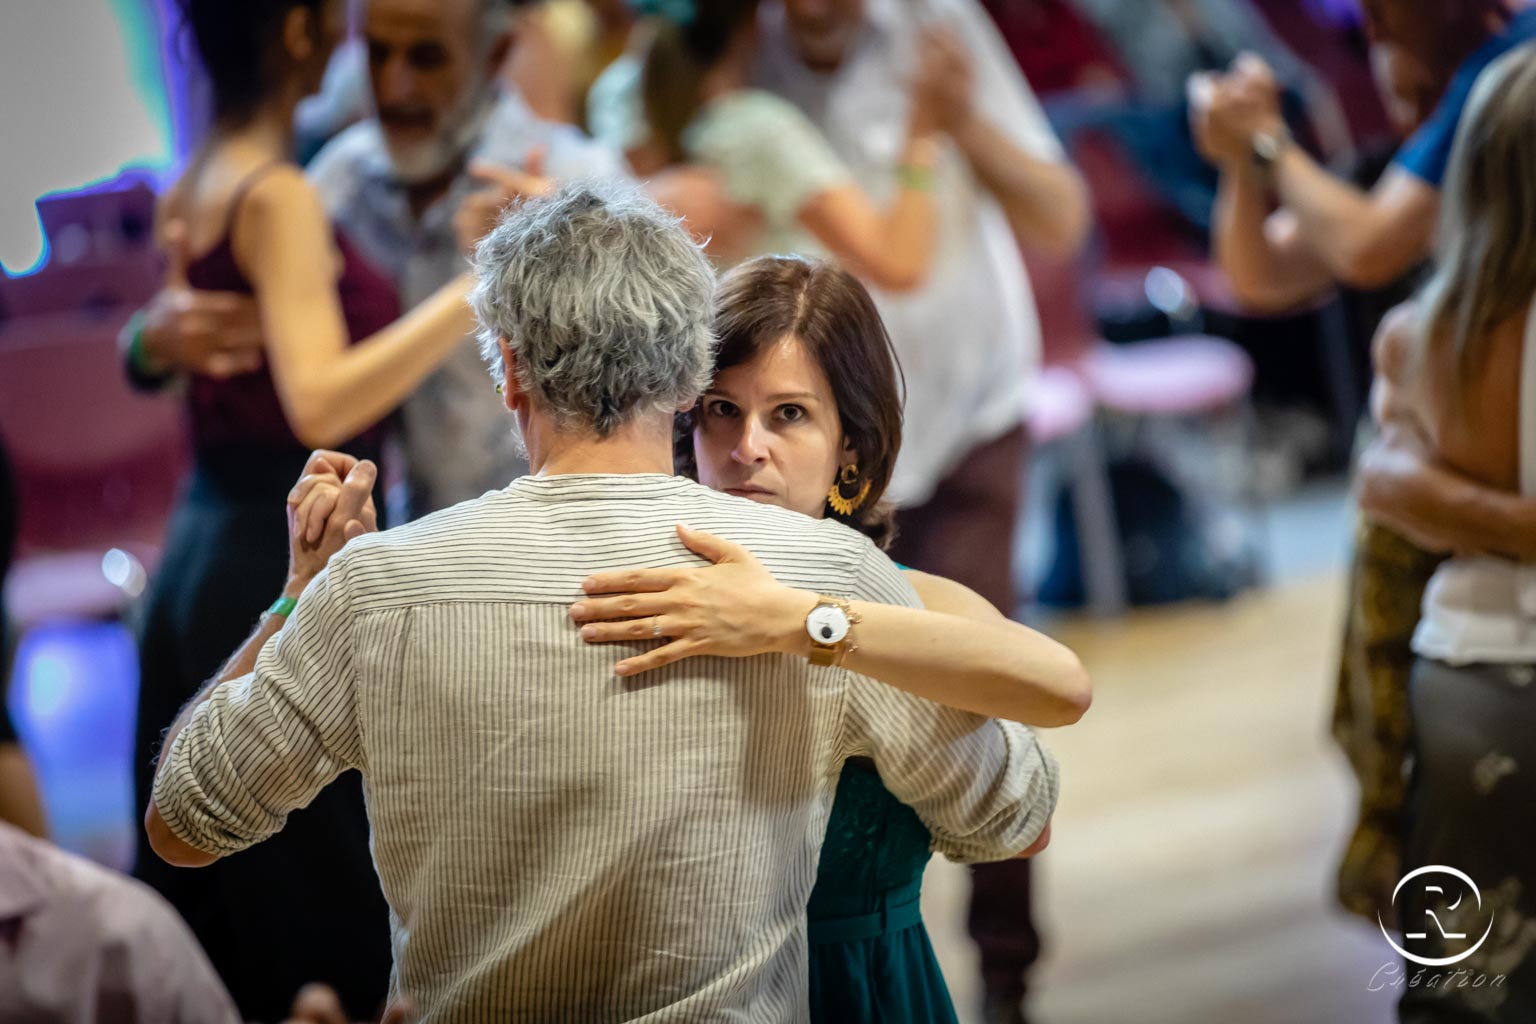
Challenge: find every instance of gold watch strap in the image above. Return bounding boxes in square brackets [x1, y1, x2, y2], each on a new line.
[807, 596, 859, 667]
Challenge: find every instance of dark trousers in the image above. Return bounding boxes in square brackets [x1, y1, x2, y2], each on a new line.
[134, 455, 391, 1023]
[1397, 657, 1536, 1024]
[889, 424, 1041, 999]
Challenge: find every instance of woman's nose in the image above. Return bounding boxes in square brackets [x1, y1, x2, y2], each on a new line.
[732, 418, 770, 464]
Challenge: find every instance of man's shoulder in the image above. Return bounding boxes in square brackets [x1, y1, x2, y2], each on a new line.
[306, 120, 388, 199]
[664, 488, 902, 595]
[480, 94, 628, 182]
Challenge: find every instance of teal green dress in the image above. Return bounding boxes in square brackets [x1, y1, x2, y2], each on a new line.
[807, 758, 959, 1023]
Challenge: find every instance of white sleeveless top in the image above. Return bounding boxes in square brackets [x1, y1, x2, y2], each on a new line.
[1413, 300, 1536, 665]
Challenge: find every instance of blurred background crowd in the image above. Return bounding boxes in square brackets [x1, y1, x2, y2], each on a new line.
[4, 0, 1536, 1021]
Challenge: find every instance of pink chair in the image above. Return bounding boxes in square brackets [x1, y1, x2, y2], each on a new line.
[1027, 365, 1126, 616]
[1082, 333, 1254, 417]
[0, 180, 182, 631]
[1024, 249, 1267, 611]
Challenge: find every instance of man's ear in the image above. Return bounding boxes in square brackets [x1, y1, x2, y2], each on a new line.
[498, 338, 521, 413]
[487, 24, 514, 80]
[282, 5, 318, 63]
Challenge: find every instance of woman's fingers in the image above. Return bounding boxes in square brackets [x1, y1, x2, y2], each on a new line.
[293, 484, 338, 544]
[614, 639, 703, 677]
[307, 487, 341, 544]
[569, 592, 672, 623]
[581, 568, 688, 595]
[287, 472, 329, 508]
[574, 607, 678, 640]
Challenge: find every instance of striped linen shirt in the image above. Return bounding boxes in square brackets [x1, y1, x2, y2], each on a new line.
[154, 473, 1058, 1022]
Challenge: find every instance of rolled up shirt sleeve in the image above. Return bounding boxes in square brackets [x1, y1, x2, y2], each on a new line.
[839, 543, 1060, 864]
[151, 556, 364, 857]
[842, 674, 1059, 864]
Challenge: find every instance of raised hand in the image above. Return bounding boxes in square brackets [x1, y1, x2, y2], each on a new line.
[285, 450, 379, 591]
[913, 25, 975, 136]
[455, 150, 553, 255]
[568, 525, 815, 676]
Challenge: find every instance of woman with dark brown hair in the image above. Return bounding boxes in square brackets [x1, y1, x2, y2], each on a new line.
[568, 255, 1090, 1021]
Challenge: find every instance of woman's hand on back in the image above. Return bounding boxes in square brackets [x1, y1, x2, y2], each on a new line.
[569, 525, 816, 676]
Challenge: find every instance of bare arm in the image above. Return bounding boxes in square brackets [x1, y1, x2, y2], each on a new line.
[1359, 424, 1536, 561]
[1194, 57, 1435, 307]
[570, 527, 1091, 726]
[1355, 302, 1536, 560]
[949, 114, 1090, 257]
[236, 169, 477, 448]
[1272, 155, 1437, 291]
[796, 142, 940, 294]
[1212, 163, 1335, 312]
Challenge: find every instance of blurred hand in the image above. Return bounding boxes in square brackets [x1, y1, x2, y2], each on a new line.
[456, 149, 552, 255]
[1189, 56, 1286, 167]
[1214, 52, 1285, 145]
[912, 25, 974, 137]
[138, 220, 264, 378]
[284, 450, 378, 594]
[647, 164, 761, 261]
[1187, 71, 1246, 166]
[569, 525, 812, 676]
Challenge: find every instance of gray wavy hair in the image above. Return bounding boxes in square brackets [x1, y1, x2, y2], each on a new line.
[471, 181, 717, 436]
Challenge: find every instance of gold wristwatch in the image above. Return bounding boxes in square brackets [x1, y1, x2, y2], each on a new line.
[806, 596, 861, 667]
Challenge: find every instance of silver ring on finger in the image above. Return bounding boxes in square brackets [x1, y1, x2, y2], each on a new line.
[651, 617, 663, 639]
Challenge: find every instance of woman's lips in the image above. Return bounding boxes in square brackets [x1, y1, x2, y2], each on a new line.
[724, 486, 773, 500]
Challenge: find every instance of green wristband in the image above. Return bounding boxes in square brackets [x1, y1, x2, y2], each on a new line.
[896, 163, 936, 192]
[265, 596, 297, 619]
[124, 311, 152, 373]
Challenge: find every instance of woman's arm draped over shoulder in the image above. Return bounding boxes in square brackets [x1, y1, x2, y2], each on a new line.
[569, 526, 1091, 726]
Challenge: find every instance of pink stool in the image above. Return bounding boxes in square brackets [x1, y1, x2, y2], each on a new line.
[1082, 334, 1254, 417]
[1027, 366, 1127, 616]
[1081, 334, 1269, 592]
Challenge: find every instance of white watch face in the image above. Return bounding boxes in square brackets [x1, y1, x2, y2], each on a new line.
[807, 604, 851, 646]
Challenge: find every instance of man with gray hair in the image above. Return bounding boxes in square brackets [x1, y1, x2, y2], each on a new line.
[144, 182, 1057, 1020]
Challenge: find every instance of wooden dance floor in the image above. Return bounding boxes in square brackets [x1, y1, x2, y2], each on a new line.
[922, 572, 1401, 1023]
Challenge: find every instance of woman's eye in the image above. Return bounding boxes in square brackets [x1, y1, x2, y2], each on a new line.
[705, 400, 738, 418]
[778, 405, 806, 423]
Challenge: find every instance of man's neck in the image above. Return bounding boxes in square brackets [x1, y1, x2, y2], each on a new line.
[526, 417, 678, 478]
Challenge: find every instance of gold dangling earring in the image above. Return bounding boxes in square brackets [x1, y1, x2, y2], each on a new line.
[827, 463, 872, 516]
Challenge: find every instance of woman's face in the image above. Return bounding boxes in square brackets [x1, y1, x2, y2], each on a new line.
[694, 335, 851, 520]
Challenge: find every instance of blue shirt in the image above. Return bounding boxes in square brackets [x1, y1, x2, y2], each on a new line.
[1394, 10, 1536, 187]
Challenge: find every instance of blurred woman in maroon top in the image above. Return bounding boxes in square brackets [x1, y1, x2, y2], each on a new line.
[132, 0, 495, 1018]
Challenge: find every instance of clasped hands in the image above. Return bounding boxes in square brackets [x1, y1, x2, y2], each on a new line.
[1188, 51, 1287, 167]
